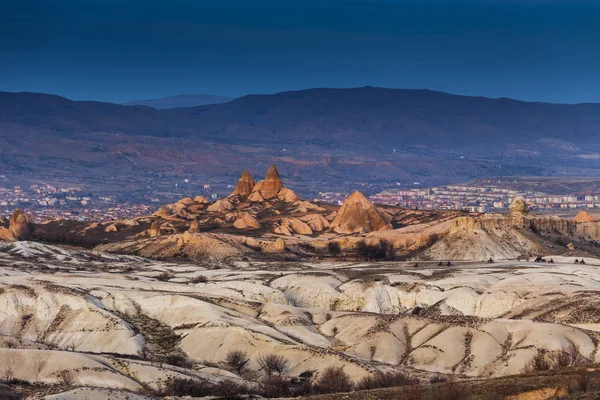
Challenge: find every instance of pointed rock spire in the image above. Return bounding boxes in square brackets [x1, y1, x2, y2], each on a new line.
[330, 190, 392, 234]
[231, 169, 255, 197]
[259, 165, 284, 199]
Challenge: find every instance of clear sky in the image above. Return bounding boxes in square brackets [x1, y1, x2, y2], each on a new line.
[1, 0, 599, 104]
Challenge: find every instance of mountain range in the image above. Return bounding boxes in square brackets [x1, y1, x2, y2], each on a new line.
[123, 94, 234, 109]
[1, 87, 600, 198]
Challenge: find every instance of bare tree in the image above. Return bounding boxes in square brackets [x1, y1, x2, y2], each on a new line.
[224, 350, 250, 376]
[57, 369, 77, 386]
[257, 353, 288, 376]
[315, 366, 353, 394]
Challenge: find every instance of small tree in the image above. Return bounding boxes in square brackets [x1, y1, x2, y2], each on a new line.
[257, 353, 288, 376]
[328, 241, 341, 257]
[315, 366, 353, 394]
[57, 370, 77, 386]
[225, 350, 250, 376]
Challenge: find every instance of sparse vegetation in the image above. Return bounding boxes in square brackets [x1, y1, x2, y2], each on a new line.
[356, 371, 418, 391]
[521, 344, 590, 374]
[327, 241, 341, 256]
[57, 369, 77, 386]
[356, 239, 393, 260]
[225, 350, 250, 376]
[314, 366, 353, 394]
[257, 353, 289, 376]
[190, 274, 208, 284]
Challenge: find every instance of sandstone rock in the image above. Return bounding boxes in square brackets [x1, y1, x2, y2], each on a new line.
[0, 227, 14, 241]
[248, 190, 265, 203]
[278, 187, 299, 203]
[207, 199, 234, 213]
[574, 210, 594, 223]
[188, 220, 200, 233]
[8, 209, 32, 240]
[230, 169, 255, 197]
[154, 205, 172, 218]
[330, 191, 392, 234]
[567, 242, 575, 251]
[148, 221, 161, 237]
[263, 238, 286, 252]
[259, 165, 284, 199]
[294, 201, 326, 214]
[194, 196, 210, 204]
[105, 224, 118, 233]
[275, 218, 313, 236]
[233, 212, 261, 229]
[300, 214, 330, 231]
[244, 237, 261, 248]
[509, 197, 528, 215]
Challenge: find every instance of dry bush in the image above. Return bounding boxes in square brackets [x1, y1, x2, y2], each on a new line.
[190, 275, 208, 284]
[160, 377, 213, 397]
[356, 371, 418, 391]
[327, 241, 341, 256]
[314, 366, 353, 394]
[57, 370, 77, 386]
[257, 353, 288, 376]
[225, 350, 250, 376]
[259, 376, 294, 398]
[521, 344, 590, 374]
[570, 370, 591, 393]
[214, 379, 251, 400]
[432, 380, 470, 400]
[156, 271, 173, 281]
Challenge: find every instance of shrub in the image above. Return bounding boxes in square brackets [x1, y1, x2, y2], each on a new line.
[327, 241, 341, 256]
[190, 275, 208, 284]
[314, 366, 353, 394]
[165, 354, 194, 368]
[434, 380, 469, 400]
[521, 344, 590, 374]
[356, 371, 418, 391]
[57, 370, 77, 386]
[225, 350, 250, 376]
[161, 377, 213, 397]
[257, 353, 289, 376]
[356, 239, 393, 261]
[571, 370, 591, 393]
[156, 271, 173, 281]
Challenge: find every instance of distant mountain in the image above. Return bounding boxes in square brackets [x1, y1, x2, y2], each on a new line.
[124, 94, 234, 109]
[2, 87, 600, 197]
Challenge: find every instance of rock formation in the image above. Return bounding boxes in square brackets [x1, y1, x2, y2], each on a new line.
[299, 214, 330, 232]
[248, 191, 265, 203]
[230, 170, 255, 197]
[330, 191, 392, 234]
[148, 221, 161, 237]
[188, 220, 200, 233]
[277, 187, 299, 203]
[4, 209, 33, 240]
[574, 210, 594, 223]
[194, 196, 210, 204]
[509, 197, 528, 215]
[207, 199, 234, 213]
[233, 212, 261, 229]
[154, 205, 172, 218]
[255, 165, 283, 199]
[274, 218, 313, 236]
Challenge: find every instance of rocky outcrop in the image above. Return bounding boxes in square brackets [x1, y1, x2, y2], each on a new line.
[3, 209, 33, 240]
[230, 170, 255, 197]
[105, 224, 118, 233]
[248, 191, 265, 203]
[277, 187, 299, 203]
[188, 220, 200, 233]
[330, 191, 391, 234]
[274, 218, 313, 236]
[154, 205, 172, 218]
[256, 165, 283, 199]
[148, 221, 161, 237]
[299, 214, 330, 232]
[194, 196, 210, 204]
[509, 197, 528, 215]
[233, 212, 261, 229]
[207, 199, 234, 213]
[574, 210, 594, 223]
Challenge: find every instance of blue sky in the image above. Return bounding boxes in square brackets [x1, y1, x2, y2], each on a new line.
[1, 0, 599, 103]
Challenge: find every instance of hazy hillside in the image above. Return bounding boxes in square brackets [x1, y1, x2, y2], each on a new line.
[123, 94, 234, 109]
[1, 87, 600, 196]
